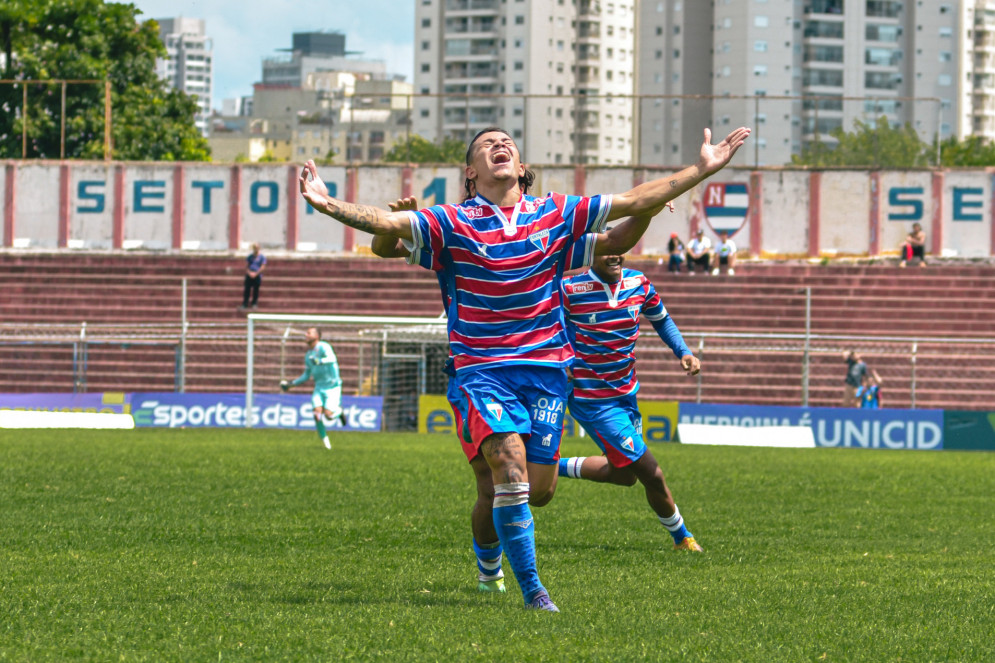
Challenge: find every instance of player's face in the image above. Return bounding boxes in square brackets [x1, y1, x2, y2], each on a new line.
[465, 132, 524, 185]
[305, 329, 319, 347]
[592, 254, 624, 282]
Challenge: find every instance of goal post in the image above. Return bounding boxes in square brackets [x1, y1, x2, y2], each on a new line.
[245, 313, 448, 430]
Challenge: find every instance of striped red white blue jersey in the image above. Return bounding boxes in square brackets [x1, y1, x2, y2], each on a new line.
[562, 267, 684, 400]
[404, 192, 610, 373]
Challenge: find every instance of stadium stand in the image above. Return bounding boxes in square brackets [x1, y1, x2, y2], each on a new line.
[2, 252, 994, 409]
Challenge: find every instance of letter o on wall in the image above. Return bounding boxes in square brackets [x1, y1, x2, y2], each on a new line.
[249, 181, 279, 213]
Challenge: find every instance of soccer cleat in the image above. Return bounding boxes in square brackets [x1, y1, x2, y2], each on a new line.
[674, 536, 704, 552]
[727, 268, 735, 276]
[525, 590, 559, 613]
[477, 577, 507, 593]
[322, 436, 331, 450]
[711, 268, 720, 276]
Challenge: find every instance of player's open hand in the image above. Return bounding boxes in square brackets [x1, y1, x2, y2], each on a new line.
[698, 127, 751, 175]
[299, 160, 329, 208]
[681, 354, 701, 376]
[388, 196, 419, 213]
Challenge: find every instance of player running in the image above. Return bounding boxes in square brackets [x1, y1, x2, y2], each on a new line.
[558, 244, 704, 552]
[280, 327, 345, 450]
[301, 124, 749, 611]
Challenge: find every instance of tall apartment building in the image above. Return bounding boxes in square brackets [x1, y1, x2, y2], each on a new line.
[413, 0, 638, 165]
[640, 1, 973, 167]
[154, 17, 213, 136]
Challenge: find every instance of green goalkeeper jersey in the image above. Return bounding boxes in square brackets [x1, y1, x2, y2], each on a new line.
[291, 341, 342, 390]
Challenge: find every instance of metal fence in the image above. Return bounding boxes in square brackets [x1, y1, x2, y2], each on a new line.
[3, 321, 993, 415]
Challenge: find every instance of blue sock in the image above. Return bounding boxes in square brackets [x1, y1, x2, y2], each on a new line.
[557, 458, 569, 476]
[493, 482, 544, 603]
[558, 457, 586, 478]
[472, 538, 503, 580]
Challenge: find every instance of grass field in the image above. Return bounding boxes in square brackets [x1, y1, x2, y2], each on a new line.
[2, 428, 993, 662]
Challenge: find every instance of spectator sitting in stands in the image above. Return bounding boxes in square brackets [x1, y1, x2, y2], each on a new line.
[667, 232, 685, 273]
[685, 228, 712, 275]
[899, 222, 927, 268]
[711, 230, 736, 276]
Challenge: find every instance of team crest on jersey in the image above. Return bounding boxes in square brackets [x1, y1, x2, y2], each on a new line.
[628, 305, 640, 320]
[529, 229, 551, 253]
[568, 282, 595, 294]
[587, 313, 598, 324]
[622, 436, 635, 452]
[703, 181, 749, 236]
[485, 402, 504, 421]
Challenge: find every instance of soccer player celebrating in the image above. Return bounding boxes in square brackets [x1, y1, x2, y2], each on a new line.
[559, 245, 704, 552]
[300, 124, 749, 611]
[280, 327, 346, 450]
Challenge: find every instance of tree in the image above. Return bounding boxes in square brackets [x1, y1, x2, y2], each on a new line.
[937, 135, 995, 167]
[791, 116, 933, 168]
[382, 135, 466, 164]
[0, 0, 209, 160]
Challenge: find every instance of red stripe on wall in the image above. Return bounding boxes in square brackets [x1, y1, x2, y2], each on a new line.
[631, 170, 645, 255]
[173, 165, 184, 250]
[286, 165, 298, 251]
[808, 171, 821, 258]
[869, 171, 880, 256]
[112, 166, 125, 250]
[229, 166, 242, 251]
[343, 168, 357, 252]
[3, 164, 14, 247]
[749, 171, 762, 258]
[931, 171, 944, 257]
[401, 166, 413, 199]
[59, 164, 70, 248]
[574, 164, 586, 198]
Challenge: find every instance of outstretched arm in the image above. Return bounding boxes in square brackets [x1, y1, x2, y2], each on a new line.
[650, 315, 701, 376]
[370, 196, 419, 258]
[608, 127, 751, 221]
[300, 161, 413, 241]
[594, 201, 674, 256]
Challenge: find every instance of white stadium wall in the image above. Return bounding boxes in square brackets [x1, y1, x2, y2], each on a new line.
[2, 161, 995, 259]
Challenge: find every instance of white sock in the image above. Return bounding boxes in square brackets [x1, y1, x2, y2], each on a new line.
[563, 457, 587, 479]
[658, 504, 684, 531]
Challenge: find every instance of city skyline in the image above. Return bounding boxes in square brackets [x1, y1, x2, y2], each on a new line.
[128, 0, 415, 105]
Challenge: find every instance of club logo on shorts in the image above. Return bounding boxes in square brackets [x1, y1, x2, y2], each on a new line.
[485, 402, 504, 421]
[529, 229, 550, 253]
[622, 436, 635, 451]
[541, 433, 552, 447]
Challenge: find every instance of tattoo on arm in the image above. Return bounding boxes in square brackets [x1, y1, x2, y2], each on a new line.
[327, 200, 390, 234]
[669, 179, 679, 189]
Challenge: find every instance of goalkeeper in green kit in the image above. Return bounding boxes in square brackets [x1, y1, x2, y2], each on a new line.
[281, 327, 345, 449]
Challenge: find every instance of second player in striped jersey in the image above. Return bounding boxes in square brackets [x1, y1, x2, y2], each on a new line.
[559, 245, 705, 552]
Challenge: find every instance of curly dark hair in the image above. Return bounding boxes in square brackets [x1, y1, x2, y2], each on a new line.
[462, 127, 535, 202]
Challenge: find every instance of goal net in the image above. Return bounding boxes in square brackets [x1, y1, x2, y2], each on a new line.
[245, 313, 448, 430]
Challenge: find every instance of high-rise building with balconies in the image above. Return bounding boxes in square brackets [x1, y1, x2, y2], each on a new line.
[413, 0, 637, 165]
[154, 17, 213, 136]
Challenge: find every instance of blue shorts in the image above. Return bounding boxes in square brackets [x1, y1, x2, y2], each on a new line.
[446, 375, 476, 461]
[457, 365, 569, 465]
[567, 393, 646, 467]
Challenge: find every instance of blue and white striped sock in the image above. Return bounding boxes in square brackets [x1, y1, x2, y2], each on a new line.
[472, 538, 504, 581]
[558, 457, 587, 478]
[492, 482, 544, 603]
[658, 504, 692, 544]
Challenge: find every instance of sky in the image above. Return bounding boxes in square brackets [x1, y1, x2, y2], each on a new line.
[127, 0, 415, 107]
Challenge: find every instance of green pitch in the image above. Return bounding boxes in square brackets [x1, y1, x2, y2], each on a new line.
[2, 428, 993, 662]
